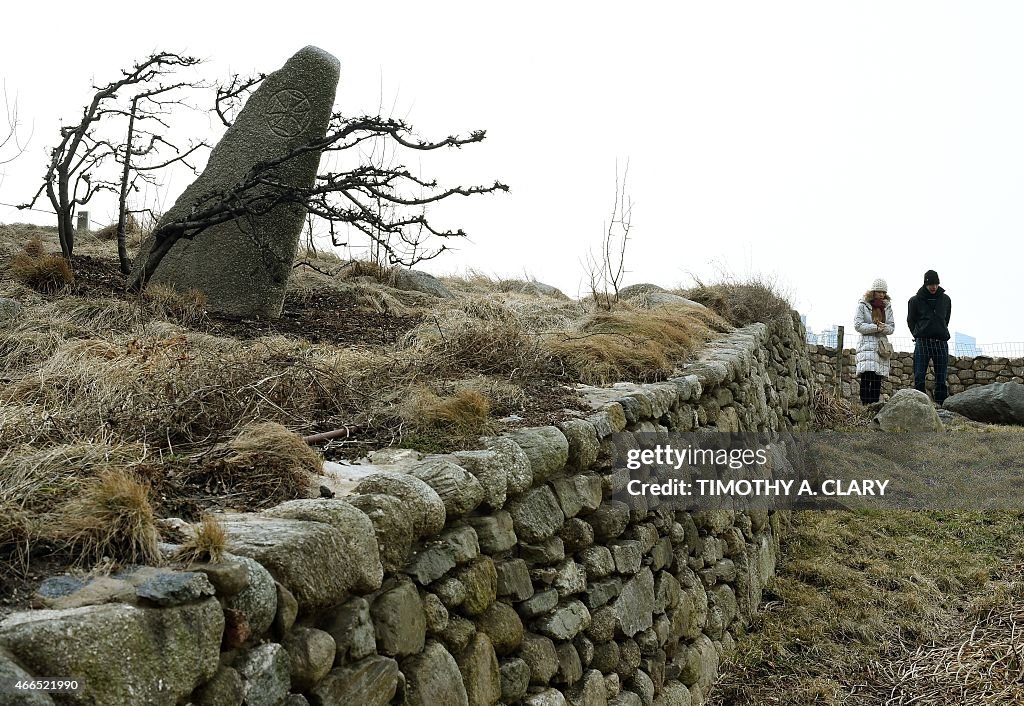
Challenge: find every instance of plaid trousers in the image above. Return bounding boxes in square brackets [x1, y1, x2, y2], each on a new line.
[913, 339, 949, 403]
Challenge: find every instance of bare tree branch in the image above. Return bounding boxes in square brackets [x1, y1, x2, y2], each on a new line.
[215, 73, 265, 127]
[0, 82, 32, 168]
[130, 111, 508, 289]
[18, 52, 205, 266]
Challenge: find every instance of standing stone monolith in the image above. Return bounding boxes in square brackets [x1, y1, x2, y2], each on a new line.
[133, 46, 340, 317]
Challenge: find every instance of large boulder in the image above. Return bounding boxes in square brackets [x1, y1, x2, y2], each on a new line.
[944, 382, 1024, 425]
[353, 471, 446, 538]
[391, 269, 454, 298]
[0, 601, 223, 706]
[133, 46, 340, 317]
[873, 388, 942, 432]
[619, 284, 706, 310]
[219, 514, 364, 613]
[263, 499, 383, 592]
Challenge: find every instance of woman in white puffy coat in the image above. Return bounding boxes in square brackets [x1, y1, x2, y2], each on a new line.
[854, 278, 895, 404]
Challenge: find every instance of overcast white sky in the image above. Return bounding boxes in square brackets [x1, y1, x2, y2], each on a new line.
[2, 2, 1023, 344]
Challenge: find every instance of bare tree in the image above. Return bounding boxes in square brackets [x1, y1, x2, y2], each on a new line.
[20, 52, 206, 262]
[130, 113, 508, 290]
[584, 159, 633, 310]
[0, 83, 31, 179]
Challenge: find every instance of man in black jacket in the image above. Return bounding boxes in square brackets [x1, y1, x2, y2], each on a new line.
[907, 269, 952, 404]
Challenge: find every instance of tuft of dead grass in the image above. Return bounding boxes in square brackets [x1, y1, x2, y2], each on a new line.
[11, 237, 74, 294]
[191, 422, 320, 509]
[404, 305, 553, 380]
[811, 386, 871, 430]
[447, 375, 528, 417]
[546, 307, 717, 384]
[680, 272, 793, 327]
[142, 283, 208, 325]
[92, 213, 141, 242]
[401, 387, 494, 434]
[3, 331, 403, 448]
[57, 467, 161, 567]
[171, 514, 227, 565]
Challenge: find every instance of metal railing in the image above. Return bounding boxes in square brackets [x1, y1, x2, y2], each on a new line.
[807, 332, 1024, 358]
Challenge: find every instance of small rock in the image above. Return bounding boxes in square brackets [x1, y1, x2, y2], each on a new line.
[520, 632, 559, 685]
[193, 666, 244, 706]
[508, 485, 565, 543]
[222, 555, 278, 638]
[455, 557, 498, 617]
[467, 512, 518, 553]
[237, 643, 291, 706]
[424, 592, 450, 634]
[456, 633, 501, 706]
[535, 600, 592, 641]
[191, 559, 250, 597]
[392, 268, 454, 298]
[308, 656, 399, 706]
[504, 426, 570, 483]
[944, 382, 1024, 425]
[282, 627, 336, 692]
[873, 388, 943, 432]
[496, 559, 534, 602]
[273, 582, 299, 637]
[371, 581, 427, 657]
[518, 588, 560, 620]
[499, 657, 531, 703]
[135, 571, 215, 606]
[439, 615, 477, 655]
[474, 601, 525, 655]
[324, 596, 377, 662]
[525, 688, 569, 706]
[400, 641, 469, 706]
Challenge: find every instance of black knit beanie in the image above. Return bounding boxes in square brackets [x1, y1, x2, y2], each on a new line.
[923, 270, 940, 285]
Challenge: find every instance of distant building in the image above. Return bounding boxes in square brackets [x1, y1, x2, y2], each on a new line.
[953, 332, 979, 356]
[816, 325, 839, 348]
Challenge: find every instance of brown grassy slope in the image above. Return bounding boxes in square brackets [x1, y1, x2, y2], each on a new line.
[0, 222, 740, 579]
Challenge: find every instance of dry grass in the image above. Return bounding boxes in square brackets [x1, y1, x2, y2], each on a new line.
[171, 514, 227, 565]
[863, 572, 1024, 705]
[92, 213, 141, 242]
[0, 222, 748, 578]
[547, 306, 721, 384]
[142, 283, 208, 325]
[2, 330, 402, 448]
[193, 422, 321, 509]
[680, 272, 793, 327]
[810, 386, 871, 430]
[57, 467, 161, 567]
[401, 387, 494, 433]
[0, 442, 155, 575]
[11, 237, 74, 294]
[403, 303, 553, 380]
[710, 510, 1024, 706]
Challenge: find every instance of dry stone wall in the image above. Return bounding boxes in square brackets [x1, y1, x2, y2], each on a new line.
[0, 314, 815, 706]
[808, 345, 1024, 401]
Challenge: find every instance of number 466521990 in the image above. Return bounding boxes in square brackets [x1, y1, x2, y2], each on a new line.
[8, 679, 82, 693]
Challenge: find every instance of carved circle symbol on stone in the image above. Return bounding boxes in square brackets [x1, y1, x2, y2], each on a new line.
[266, 89, 312, 138]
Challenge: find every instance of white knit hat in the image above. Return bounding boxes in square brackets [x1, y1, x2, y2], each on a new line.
[871, 278, 888, 292]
